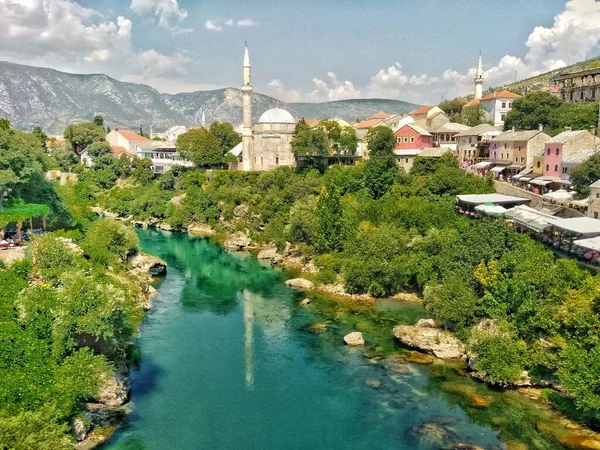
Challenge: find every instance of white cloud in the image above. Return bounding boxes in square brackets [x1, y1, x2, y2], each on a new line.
[204, 17, 257, 32]
[368, 63, 439, 97]
[129, 0, 191, 32]
[0, 0, 132, 66]
[306, 72, 360, 101]
[267, 79, 301, 102]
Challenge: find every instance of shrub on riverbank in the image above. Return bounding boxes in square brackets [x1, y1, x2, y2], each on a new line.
[0, 224, 145, 446]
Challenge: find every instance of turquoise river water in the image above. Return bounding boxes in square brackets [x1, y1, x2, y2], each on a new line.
[104, 229, 580, 450]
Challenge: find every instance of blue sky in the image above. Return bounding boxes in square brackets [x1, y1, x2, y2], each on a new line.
[1, 0, 599, 103]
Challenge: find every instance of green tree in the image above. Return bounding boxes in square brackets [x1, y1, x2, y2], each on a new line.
[85, 141, 112, 159]
[209, 122, 241, 155]
[0, 119, 10, 131]
[93, 115, 104, 127]
[339, 126, 358, 156]
[291, 120, 329, 158]
[176, 128, 222, 167]
[439, 98, 467, 122]
[81, 220, 139, 266]
[63, 123, 106, 155]
[570, 152, 600, 198]
[32, 126, 47, 149]
[549, 102, 599, 133]
[315, 184, 344, 253]
[365, 126, 394, 158]
[504, 91, 562, 130]
[131, 157, 154, 185]
[0, 169, 18, 212]
[461, 103, 487, 126]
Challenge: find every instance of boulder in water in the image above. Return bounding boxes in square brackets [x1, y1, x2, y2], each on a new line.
[129, 253, 167, 277]
[406, 422, 456, 448]
[393, 324, 465, 359]
[258, 244, 283, 264]
[299, 298, 311, 306]
[344, 332, 365, 347]
[224, 232, 252, 250]
[285, 278, 314, 290]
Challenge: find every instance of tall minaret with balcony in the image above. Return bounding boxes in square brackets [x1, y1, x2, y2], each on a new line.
[241, 42, 253, 171]
[474, 53, 484, 100]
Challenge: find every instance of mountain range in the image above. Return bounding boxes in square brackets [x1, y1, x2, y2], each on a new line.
[0, 61, 420, 134]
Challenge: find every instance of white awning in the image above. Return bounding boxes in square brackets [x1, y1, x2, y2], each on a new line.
[530, 179, 552, 186]
[491, 166, 507, 173]
[474, 161, 493, 169]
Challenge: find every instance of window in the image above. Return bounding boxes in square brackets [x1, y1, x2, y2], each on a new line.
[556, 148, 559, 156]
[521, 157, 525, 163]
[547, 148, 551, 155]
[501, 113, 506, 121]
[562, 167, 568, 174]
[275, 156, 279, 165]
[595, 212, 599, 219]
[537, 161, 541, 168]
[405, 158, 409, 163]
[515, 157, 518, 162]
[570, 92, 574, 101]
[546, 164, 549, 171]
[469, 137, 472, 144]
[502, 102, 506, 108]
[554, 164, 558, 172]
[409, 137, 414, 143]
[597, 193, 600, 199]
[580, 91, 584, 100]
[404, 137, 409, 143]
[396, 137, 401, 144]
[504, 143, 507, 149]
[518, 145, 521, 152]
[261, 157, 263, 165]
[501, 153, 504, 159]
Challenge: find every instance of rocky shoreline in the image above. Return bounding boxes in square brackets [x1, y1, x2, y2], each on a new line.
[73, 251, 166, 449]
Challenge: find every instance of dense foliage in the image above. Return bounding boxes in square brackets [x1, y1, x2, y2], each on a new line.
[504, 91, 599, 134]
[570, 152, 600, 198]
[0, 222, 145, 447]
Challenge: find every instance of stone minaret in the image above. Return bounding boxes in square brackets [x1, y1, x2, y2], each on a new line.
[241, 42, 253, 171]
[202, 109, 206, 128]
[474, 53, 484, 100]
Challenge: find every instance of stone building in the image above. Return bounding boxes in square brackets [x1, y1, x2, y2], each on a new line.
[455, 124, 502, 163]
[589, 180, 600, 219]
[554, 67, 600, 103]
[240, 44, 296, 171]
[430, 122, 471, 150]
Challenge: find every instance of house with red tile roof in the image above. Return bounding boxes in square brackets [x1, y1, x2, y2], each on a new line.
[368, 111, 390, 120]
[410, 105, 449, 130]
[393, 123, 433, 172]
[479, 90, 521, 127]
[106, 129, 150, 155]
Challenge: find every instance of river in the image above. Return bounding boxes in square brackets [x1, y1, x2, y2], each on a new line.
[104, 229, 582, 450]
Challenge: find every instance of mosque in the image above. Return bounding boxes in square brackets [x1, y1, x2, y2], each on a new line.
[240, 44, 297, 171]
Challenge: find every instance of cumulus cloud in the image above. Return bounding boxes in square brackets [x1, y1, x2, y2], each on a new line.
[368, 63, 439, 97]
[306, 72, 360, 101]
[129, 0, 191, 32]
[368, 0, 600, 101]
[204, 17, 257, 32]
[267, 79, 301, 102]
[0, 0, 132, 66]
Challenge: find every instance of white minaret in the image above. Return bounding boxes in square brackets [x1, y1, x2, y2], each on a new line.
[241, 42, 253, 171]
[474, 53, 484, 100]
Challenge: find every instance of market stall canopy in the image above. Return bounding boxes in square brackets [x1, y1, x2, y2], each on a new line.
[491, 165, 507, 173]
[513, 168, 533, 180]
[573, 236, 600, 252]
[552, 217, 600, 238]
[571, 198, 589, 207]
[473, 161, 493, 169]
[529, 179, 552, 186]
[543, 189, 575, 204]
[504, 205, 558, 232]
[457, 194, 531, 208]
[474, 202, 508, 216]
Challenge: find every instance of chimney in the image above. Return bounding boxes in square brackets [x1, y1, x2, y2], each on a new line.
[538, 124, 543, 131]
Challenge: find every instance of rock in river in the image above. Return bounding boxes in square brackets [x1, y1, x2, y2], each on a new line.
[129, 253, 167, 277]
[393, 321, 465, 359]
[257, 244, 283, 264]
[344, 332, 365, 347]
[223, 232, 252, 250]
[285, 278, 314, 290]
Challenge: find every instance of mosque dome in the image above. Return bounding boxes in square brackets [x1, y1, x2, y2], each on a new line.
[258, 107, 296, 124]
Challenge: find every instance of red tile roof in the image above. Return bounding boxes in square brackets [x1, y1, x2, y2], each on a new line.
[368, 111, 390, 120]
[463, 98, 480, 108]
[117, 130, 150, 141]
[354, 118, 383, 129]
[412, 106, 435, 115]
[481, 90, 521, 100]
[112, 146, 127, 155]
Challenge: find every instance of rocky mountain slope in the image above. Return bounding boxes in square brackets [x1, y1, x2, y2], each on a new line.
[0, 61, 419, 133]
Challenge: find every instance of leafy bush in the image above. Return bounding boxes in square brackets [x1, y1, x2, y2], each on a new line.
[81, 220, 138, 266]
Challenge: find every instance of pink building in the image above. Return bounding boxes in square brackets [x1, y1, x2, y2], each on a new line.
[543, 130, 599, 177]
[393, 123, 432, 151]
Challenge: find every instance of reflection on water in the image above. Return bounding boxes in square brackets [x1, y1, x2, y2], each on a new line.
[104, 230, 581, 450]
